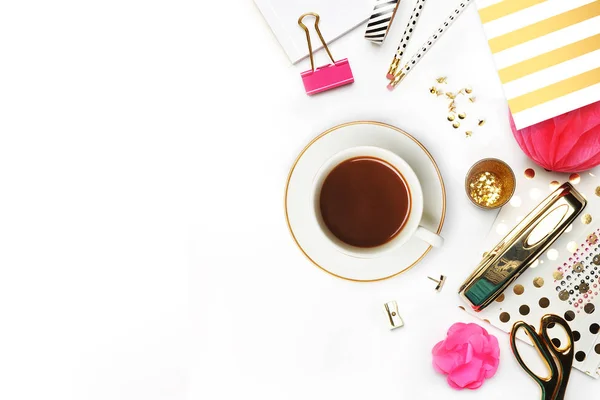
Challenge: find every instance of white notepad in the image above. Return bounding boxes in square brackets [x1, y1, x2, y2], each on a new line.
[254, 0, 372, 63]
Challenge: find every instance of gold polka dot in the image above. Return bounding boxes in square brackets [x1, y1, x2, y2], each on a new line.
[559, 290, 569, 301]
[570, 173, 581, 184]
[567, 241, 578, 253]
[596, 186, 600, 197]
[549, 181, 560, 190]
[539, 297, 550, 308]
[496, 293, 505, 302]
[525, 168, 535, 179]
[499, 312, 510, 323]
[595, 344, 600, 354]
[588, 233, 598, 245]
[582, 214, 592, 225]
[519, 305, 530, 315]
[514, 284, 525, 295]
[533, 277, 544, 288]
[553, 271, 564, 280]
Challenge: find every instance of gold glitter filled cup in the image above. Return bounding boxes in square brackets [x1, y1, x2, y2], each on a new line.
[465, 159, 516, 209]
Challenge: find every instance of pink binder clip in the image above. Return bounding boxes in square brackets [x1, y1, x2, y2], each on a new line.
[298, 13, 354, 96]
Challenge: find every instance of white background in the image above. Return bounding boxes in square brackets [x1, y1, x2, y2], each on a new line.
[0, 1, 597, 399]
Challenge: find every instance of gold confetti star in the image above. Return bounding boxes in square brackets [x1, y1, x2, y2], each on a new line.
[436, 76, 447, 84]
[465, 131, 473, 138]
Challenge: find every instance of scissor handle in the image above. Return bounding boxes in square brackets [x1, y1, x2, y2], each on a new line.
[539, 314, 574, 400]
[298, 12, 336, 72]
[510, 321, 559, 400]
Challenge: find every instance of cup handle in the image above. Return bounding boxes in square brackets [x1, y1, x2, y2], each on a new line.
[414, 226, 444, 247]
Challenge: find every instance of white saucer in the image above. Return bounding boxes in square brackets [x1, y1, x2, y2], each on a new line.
[285, 121, 446, 282]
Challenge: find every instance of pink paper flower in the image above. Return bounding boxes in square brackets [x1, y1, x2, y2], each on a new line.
[432, 323, 500, 390]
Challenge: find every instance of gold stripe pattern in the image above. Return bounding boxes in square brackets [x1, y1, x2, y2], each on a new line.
[479, 0, 547, 24]
[498, 34, 600, 83]
[508, 67, 600, 113]
[489, 1, 600, 54]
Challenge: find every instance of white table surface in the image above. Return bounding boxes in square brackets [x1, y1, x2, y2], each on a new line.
[0, 1, 596, 399]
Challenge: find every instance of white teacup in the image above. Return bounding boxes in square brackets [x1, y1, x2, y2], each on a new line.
[312, 146, 443, 258]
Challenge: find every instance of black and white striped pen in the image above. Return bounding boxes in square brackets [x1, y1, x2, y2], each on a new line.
[388, 0, 473, 90]
[386, 0, 428, 79]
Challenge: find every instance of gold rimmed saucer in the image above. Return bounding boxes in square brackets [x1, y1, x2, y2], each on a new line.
[284, 121, 446, 282]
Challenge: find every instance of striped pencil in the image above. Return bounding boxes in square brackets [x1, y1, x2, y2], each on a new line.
[387, 0, 428, 79]
[388, 0, 473, 90]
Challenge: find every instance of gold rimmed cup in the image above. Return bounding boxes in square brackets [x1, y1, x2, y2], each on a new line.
[465, 158, 515, 210]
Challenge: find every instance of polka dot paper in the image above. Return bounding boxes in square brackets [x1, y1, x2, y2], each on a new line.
[462, 164, 600, 378]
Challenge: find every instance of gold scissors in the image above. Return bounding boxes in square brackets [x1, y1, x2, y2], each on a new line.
[510, 314, 574, 400]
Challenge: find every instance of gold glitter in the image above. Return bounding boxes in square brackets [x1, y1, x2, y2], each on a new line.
[477, 119, 485, 126]
[469, 96, 476, 103]
[549, 181, 560, 190]
[465, 87, 473, 94]
[573, 262, 584, 273]
[453, 121, 460, 129]
[595, 186, 600, 197]
[533, 277, 544, 288]
[514, 284, 524, 295]
[496, 293, 505, 302]
[436, 76, 447, 84]
[570, 173, 581, 184]
[553, 271, 564, 280]
[446, 92, 456, 100]
[589, 233, 598, 245]
[582, 213, 592, 224]
[430, 86, 437, 94]
[447, 114, 455, 121]
[525, 168, 535, 179]
[458, 112, 466, 119]
[559, 290, 569, 301]
[468, 171, 503, 207]
[465, 131, 472, 138]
